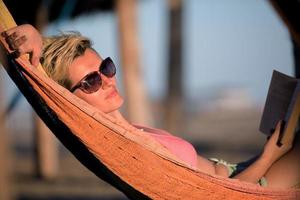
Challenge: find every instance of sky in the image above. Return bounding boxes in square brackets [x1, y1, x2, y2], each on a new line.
[183, 0, 293, 103]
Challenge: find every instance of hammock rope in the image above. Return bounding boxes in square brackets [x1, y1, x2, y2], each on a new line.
[0, 1, 299, 199]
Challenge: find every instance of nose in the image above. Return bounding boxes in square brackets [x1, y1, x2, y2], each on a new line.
[100, 73, 114, 89]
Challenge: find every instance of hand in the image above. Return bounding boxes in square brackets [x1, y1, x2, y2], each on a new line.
[1, 24, 43, 67]
[262, 121, 292, 164]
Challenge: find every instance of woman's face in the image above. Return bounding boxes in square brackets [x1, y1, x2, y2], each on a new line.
[68, 48, 123, 113]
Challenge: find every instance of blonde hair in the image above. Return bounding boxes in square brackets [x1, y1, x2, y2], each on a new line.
[40, 32, 92, 90]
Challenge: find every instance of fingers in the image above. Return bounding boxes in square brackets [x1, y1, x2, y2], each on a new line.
[276, 120, 282, 130]
[30, 48, 42, 67]
[1, 29, 37, 64]
[269, 120, 283, 138]
[5, 33, 27, 50]
[1, 31, 21, 59]
[1, 24, 43, 67]
[14, 35, 27, 48]
[31, 56, 40, 67]
[2, 26, 18, 37]
[1, 30, 23, 52]
[5, 32, 18, 51]
[1, 31, 8, 37]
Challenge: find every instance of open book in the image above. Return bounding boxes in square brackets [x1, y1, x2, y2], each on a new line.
[259, 70, 300, 146]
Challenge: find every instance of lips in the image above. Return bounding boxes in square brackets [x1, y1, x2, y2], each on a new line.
[105, 88, 118, 99]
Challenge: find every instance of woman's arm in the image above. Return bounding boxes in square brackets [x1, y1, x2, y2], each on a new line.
[1, 24, 42, 66]
[232, 121, 292, 184]
[197, 155, 217, 175]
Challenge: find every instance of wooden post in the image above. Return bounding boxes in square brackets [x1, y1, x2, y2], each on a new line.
[34, 115, 59, 179]
[116, 0, 153, 126]
[165, 0, 183, 134]
[0, 121, 11, 200]
[33, 2, 59, 179]
[0, 46, 12, 200]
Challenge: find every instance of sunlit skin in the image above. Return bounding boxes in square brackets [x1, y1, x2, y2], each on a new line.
[69, 49, 122, 112]
[68, 48, 131, 124]
[2, 24, 300, 188]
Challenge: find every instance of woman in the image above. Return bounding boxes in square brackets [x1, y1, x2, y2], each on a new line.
[2, 24, 300, 188]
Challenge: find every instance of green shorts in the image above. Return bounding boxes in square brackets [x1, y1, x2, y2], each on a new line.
[210, 158, 268, 187]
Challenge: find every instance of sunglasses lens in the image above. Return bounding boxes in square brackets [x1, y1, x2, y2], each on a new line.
[71, 57, 116, 94]
[100, 58, 116, 77]
[81, 72, 102, 93]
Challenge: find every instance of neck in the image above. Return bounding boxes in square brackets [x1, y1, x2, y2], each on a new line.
[107, 110, 131, 127]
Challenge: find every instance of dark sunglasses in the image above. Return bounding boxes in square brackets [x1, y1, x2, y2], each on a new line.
[70, 57, 116, 93]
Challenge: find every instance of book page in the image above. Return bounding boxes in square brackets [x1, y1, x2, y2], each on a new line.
[259, 70, 299, 136]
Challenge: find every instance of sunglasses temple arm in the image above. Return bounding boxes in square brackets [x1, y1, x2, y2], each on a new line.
[70, 84, 80, 93]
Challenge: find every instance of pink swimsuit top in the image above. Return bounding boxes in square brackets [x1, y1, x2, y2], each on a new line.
[134, 125, 198, 168]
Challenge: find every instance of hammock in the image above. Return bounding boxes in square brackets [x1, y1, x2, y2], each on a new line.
[0, 1, 299, 199]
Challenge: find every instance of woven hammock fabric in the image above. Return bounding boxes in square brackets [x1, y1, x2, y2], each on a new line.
[0, 1, 300, 199]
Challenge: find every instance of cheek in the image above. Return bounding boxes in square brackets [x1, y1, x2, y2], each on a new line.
[75, 91, 123, 113]
[76, 92, 104, 107]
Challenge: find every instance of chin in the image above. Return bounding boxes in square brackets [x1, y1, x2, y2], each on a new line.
[102, 96, 124, 113]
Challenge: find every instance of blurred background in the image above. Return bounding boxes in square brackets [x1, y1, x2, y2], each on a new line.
[0, 0, 299, 199]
